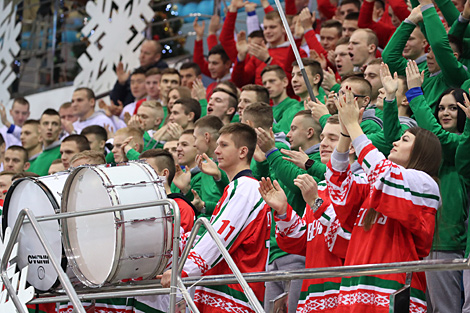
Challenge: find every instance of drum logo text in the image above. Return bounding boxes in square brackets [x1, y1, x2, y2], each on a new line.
[28, 254, 50, 264]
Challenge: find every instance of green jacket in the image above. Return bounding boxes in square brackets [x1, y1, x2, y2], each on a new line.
[368, 99, 417, 156]
[143, 131, 164, 151]
[384, 7, 470, 111]
[455, 118, 470, 256]
[266, 144, 325, 263]
[28, 142, 61, 176]
[408, 91, 467, 251]
[272, 97, 304, 135]
[319, 107, 383, 135]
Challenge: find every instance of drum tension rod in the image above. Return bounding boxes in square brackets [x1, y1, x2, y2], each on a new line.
[114, 217, 167, 225]
[105, 180, 164, 188]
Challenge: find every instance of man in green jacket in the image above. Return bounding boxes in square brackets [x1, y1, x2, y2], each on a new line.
[382, 4, 470, 111]
[28, 109, 62, 176]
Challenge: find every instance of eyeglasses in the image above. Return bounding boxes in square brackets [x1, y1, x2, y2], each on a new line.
[338, 90, 367, 98]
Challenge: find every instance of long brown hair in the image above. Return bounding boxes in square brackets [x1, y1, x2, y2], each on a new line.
[363, 127, 441, 230]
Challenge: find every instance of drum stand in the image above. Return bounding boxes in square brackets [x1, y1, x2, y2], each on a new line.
[0, 200, 265, 313]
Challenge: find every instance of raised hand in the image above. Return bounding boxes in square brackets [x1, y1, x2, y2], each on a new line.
[127, 114, 142, 129]
[280, 148, 309, 169]
[299, 7, 315, 31]
[293, 174, 319, 208]
[244, 2, 257, 13]
[229, 0, 247, 12]
[334, 87, 362, 130]
[191, 189, 206, 212]
[0, 102, 11, 128]
[408, 5, 423, 24]
[191, 78, 206, 101]
[193, 17, 206, 41]
[258, 177, 288, 215]
[379, 62, 398, 100]
[116, 62, 130, 85]
[120, 136, 134, 161]
[253, 145, 267, 162]
[173, 165, 192, 194]
[457, 91, 470, 119]
[322, 67, 338, 91]
[248, 42, 270, 63]
[405, 60, 424, 89]
[255, 127, 275, 153]
[236, 31, 249, 61]
[305, 97, 330, 122]
[309, 49, 327, 69]
[208, 15, 221, 35]
[104, 123, 115, 139]
[196, 153, 222, 180]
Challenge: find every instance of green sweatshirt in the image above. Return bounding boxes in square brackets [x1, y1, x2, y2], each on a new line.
[266, 145, 325, 263]
[384, 7, 470, 111]
[368, 99, 416, 156]
[28, 142, 61, 176]
[408, 93, 467, 251]
[143, 131, 164, 151]
[319, 108, 382, 135]
[105, 149, 141, 163]
[455, 118, 470, 256]
[272, 97, 304, 135]
[199, 99, 208, 117]
[448, 14, 470, 64]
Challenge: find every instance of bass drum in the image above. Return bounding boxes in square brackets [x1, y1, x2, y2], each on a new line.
[61, 161, 172, 288]
[2, 171, 70, 292]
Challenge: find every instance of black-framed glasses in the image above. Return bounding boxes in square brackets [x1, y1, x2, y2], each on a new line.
[338, 90, 367, 98]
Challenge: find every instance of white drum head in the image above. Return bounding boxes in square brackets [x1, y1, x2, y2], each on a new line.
[3, 175, 67, 291]
[62, 168, 116, 286]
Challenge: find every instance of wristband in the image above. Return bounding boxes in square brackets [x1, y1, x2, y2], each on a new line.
[264, 56, 272, 64]
[340, 132, 350, 137]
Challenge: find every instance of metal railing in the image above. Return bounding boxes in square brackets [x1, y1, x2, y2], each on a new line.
[0, 199, 182, 313]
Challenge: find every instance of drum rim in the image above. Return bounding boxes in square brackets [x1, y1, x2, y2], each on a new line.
[132, 161, 172, 277]
[61, 161, 173, 287]
[2, 174, 68, 292]
[61, 165, 123, 288]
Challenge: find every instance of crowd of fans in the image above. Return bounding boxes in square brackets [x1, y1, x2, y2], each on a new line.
[2, 0, 470, 311]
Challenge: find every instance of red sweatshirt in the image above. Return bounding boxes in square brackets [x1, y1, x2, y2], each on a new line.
[358, 0, 396, 48]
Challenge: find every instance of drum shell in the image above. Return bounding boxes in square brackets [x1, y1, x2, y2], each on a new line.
[2, 172, 69, 292]
[61, 161, 172, 288]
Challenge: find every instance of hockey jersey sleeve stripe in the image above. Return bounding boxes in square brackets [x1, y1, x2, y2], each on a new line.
[211, 197, 266, 267]
[379, 177, 440, 202]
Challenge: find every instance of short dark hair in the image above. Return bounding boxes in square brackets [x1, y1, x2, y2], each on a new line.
[62, 134, 91, 152]
[81, 125, 108, 142]
[174, 98, 202, 122]
[448, 34, 463, 59]
[13, 97, 30, 108]
[219, 123, 257, 163]
[70, 150, 106, 166]
[23, 119, 40, 127]
[321, 20, 342, 37]
[344, 12, 359, 21]
[40, 108, 60, 121]
[74, 87, 95, 100]
[6, 145, 28, 163]
[208, 44, 231, 64]
[261, 64, 287, 79]
[212, 87, 238, 119]
[241, 84, 270, 105]
[340, 0, 361, 10]
[194, 115, 224, 134]
[248, 30, 265, 42]
[434, 88, 467, 133]
[139, 149, 176, 184]
[145, 68, 162, 77]
[162, 68, 181, 78]
[132, 67, 147, 76]
[243, 102, 273, 129]
[180, 62, 202, 76]
[292, 58, 324, 86]
[342, 76, 372, 96]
